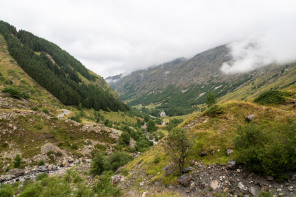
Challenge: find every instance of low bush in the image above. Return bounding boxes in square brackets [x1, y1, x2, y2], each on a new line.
[2, 86, 29, 99]
[105, 152, 133, 172]
[90, 152, 133, 175]
[254, 90, 290, 105]
[36, 173, 48, 181]
[0, 185, 13, 197]
[205, 105, 223, 117]
[234, 121, 296, 181]
[118, 132, 130, 145]
[13, 154, 22, 168]
[93, 171, 122, 197]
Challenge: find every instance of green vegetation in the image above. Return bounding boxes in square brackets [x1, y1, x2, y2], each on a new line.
[0, 168, 122, 197]
[0, 20, 128, 112]
[254, 90, 291, 105]
[93, 171, 122, 197]
[119, 132, 130, 145]
[2, 86, 30, 99]
[166, 128, 191, 173]
[90, 152, 133, 175]
[147, 119, 157, 132]
[206, 91, 216, 107]
[205, 105, 224, 117]
[13, 154, 22, 168]
[166, 118, 183, 131]
[234, 121, 296, 180]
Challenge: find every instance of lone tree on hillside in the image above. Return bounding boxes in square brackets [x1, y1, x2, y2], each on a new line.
[206, 92, 217, 107]
[166, 128, 192, 173]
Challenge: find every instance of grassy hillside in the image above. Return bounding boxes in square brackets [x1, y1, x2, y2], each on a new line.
[118, 90, 296, 195]
[0, 34, 62, 113]
[0, 20, 128, 112]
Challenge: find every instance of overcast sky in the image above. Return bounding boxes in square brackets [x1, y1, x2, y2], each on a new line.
[1, 0, 296, 77]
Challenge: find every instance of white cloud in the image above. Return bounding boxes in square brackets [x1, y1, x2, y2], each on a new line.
[1, 0, 296, 77]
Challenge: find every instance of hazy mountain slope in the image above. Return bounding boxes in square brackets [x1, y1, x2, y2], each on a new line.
[0, 20, 128, 112]
[110, 45, 296, 115]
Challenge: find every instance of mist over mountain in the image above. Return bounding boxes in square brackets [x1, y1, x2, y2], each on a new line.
[109, 45, 296, 116]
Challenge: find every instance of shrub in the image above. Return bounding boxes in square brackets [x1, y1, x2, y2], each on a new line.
[13, 154, 22, 168]
[90, 153, 105, 175]
[69, 114, 81, 123]
[234, 122, 296, 180]
[0, 185, 13, 197]
[166, 118, 183, 131]
[104, 120, 112, 127]
[105, 152, 133, 172]
[30, 106, 38, 111]
[118, 132, 130, 145]
[2, 86, 29, 99]
[19, 184, 41, 197]
[206, 92, 217, 107]
[205, 105, 223, 117]
[37, 160, 45, 166]
[153, 155, 161, 164]
[134, 136, 153, 152]
[147, 120, 157, 132]
[254, 90, 290, 105]
[93, 171, 122, 197]
[42, 107, 49, 114]
[36, 173, 48, 181]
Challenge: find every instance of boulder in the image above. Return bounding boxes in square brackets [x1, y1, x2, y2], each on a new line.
[177, 173, 194, 187]
[189, 181, 196, 190]
[249, 186, 258, 196]
[227, 159, 237, 170]
[238, 182, 248, 191]
[7, 168, 25, 177]
[182, 167, 195, 174]
[199, 151, 207, 157]
[226, 149, 234, 157]
[110, 175, 122, 185]
[246, 114, 255, 122]
[210, 180, 220, 190]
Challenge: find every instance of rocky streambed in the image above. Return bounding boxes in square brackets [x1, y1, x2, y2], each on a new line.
[0, 165, 70, 184]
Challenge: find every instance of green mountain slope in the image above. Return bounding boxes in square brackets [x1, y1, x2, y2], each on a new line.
[109, 46, 296, 116]
[0, 20, 128, 112]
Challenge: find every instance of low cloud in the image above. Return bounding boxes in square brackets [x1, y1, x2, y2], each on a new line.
[221, 20, 296, 74]
[1, 0, 296, 77]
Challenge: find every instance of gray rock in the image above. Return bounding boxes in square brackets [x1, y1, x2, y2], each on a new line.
[266, 176, 274, 181]
[177, 173, 194, 187]
[2, 165, 8, 172]
[200, 181, 207, 189]
[162, 164, 175, 176]
[249, 186, 257, 196]
[8, 168, 25, 177]
[246, 114, 255, 122]
[226, 149, 234, 157]
[189, 181, 196, 190]
[38, 165, 48, 172]
[238, 182, 248, 191]
[227, 159, 237, 170]
[210, 180, 220, 190]
[182, 167, 194, 174]
[110, 175, 122, 185]
[199, 151, 207, 157]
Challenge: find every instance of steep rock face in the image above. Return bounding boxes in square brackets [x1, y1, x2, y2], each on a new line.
[110, 45, 296, 115]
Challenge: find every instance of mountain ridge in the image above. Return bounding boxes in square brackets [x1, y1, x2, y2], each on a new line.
[109, 45, 296, 115]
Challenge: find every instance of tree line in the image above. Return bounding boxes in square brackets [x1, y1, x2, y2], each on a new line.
[0, 20, 128, 112]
